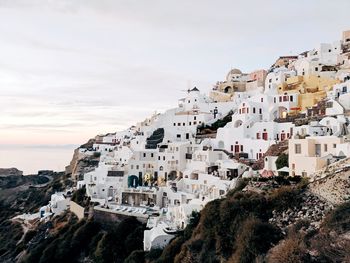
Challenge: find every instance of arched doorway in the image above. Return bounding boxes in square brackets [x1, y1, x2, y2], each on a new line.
[224, 86, 233, 93]
[234, 120, 243, 128]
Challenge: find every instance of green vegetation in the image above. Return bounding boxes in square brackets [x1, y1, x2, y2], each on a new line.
[197, 111, 233, 134]
[93, 152, 101, 158]
[275, 153, 289, 170]
[0, 217, 23, 258]
[71, 186, 89, 207]
[144, 181, 318, 263]
[22, 215, 145, 263]
[275, 153, 289, 176]
[1, 170, 349, 263]
[322, 201, 350, 233]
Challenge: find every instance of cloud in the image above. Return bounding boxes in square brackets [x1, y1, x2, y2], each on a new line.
[1, 0, 350, 147]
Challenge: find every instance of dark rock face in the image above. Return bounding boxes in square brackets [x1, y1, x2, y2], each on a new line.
[0, 168, 23, 177]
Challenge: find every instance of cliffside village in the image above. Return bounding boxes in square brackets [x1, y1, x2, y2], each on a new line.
[38, 30, 350, 251]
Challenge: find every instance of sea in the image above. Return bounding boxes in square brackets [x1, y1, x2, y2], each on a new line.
[0, 144, 78, 175]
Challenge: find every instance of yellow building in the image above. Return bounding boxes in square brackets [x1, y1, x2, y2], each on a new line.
[277, 75, 340, 111]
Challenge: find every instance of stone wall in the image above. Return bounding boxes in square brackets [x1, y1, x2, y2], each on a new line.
[69, 201, 85, 220]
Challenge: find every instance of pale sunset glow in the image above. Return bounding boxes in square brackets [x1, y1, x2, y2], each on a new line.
[0, 0, 349, 173]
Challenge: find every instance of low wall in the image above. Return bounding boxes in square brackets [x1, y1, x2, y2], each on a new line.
[70, 201, 85, 220]
[93, 206, 148, 224]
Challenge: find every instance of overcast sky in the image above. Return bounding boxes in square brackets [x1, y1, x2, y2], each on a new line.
[1, 0, 350, 146]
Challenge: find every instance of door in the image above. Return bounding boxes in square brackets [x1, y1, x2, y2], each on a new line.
[281, 133, 285, 141]
[234, 145, 240, 153]
[262, 132, 268, 140]
[315, 144, 321, 157]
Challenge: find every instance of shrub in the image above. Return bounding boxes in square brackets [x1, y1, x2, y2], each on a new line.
[268, 186, 302, 212]
[226, 178, 248, 198]
[311, 232, 350, 263]
[71, 187, 86, 206]
[124, 250, 145, 263]
[156, 236, 185, 263]
[275, 153, 289, 176]
[275, 153, 289, 170]
[51, 180, 63, 192]
[267, 234, 309, 263]
[322, 201, 350, 233]
[145, 248, 163, 261]
[23, 229, 37, 244]
[93, 152, 101, 158]
[229, 217, 282, 263]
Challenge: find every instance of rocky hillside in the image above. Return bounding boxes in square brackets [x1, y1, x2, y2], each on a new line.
[0, 171, 72, 262]
[1, 171, 349, 263]
[146, 178, 350, 263]
[0, 168, 23, 176]
[309, 158, 350, 204]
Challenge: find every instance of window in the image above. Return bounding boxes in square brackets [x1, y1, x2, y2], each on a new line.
[253, 107, 256, 113]
[274, 97, 276, 103]
[151, 153, 154, 157]
[177, 134, 181, 138]
[295, 144, 301, 154]
[333, 144, 336, 148]
[315, 67, 318, 71]
[173, 123, 176, 126]
[178, 123, 181, 126]
[194, 116, 197, 120]
[261, 98, 263, 102]
[183, 123, 185, 126]
[189, 122, 192, 125]
[259, 108, 262, 114]
[136, 165, 139, 169]
[143, 153, 146, 158]
[290, 95, 293, 102]
[256, 133, 260, 139]
[324, 144, 328, 152]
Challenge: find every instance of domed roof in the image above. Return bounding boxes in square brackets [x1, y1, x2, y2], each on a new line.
[228, 68, 242, 75]
[226, 68, 242, 80]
